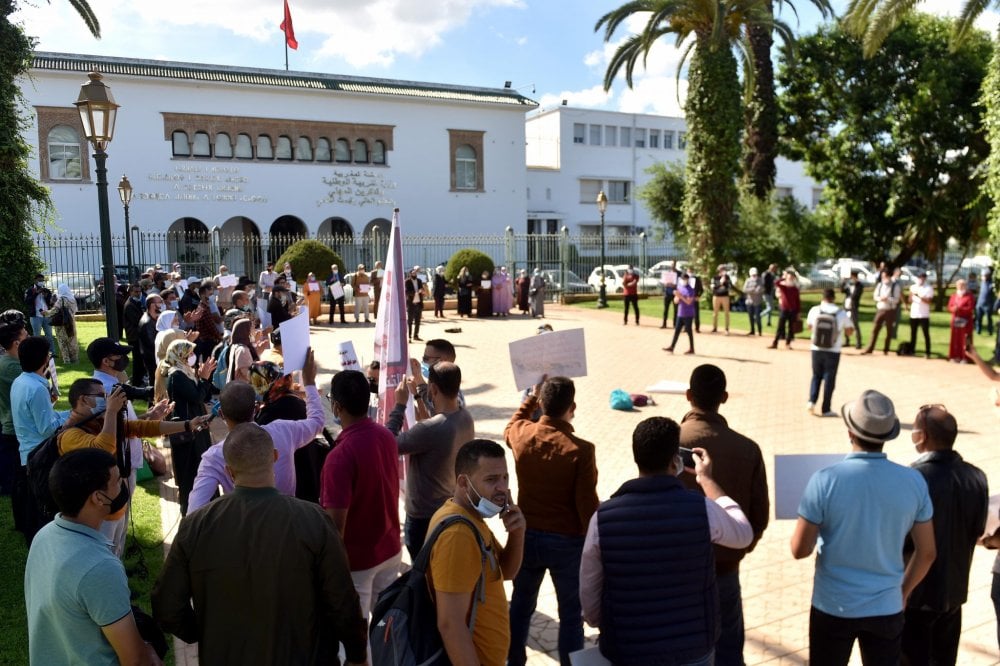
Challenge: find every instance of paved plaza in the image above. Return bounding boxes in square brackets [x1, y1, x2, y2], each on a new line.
[161, 303, 1000, 665]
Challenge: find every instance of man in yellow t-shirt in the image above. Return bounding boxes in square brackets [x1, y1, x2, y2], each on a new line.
[428, 439, 525, 666]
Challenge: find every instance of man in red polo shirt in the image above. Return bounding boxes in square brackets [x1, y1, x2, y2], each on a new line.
[622, 265, 640, 326]
[320, 370, 401, 617]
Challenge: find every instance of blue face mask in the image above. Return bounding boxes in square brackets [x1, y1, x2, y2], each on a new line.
[420, 362, 431, 380]
[464, 476, 505, 518]
[91, 397, 106, 414]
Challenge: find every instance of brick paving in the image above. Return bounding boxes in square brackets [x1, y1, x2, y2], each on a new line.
[158, 303, 1000, 665]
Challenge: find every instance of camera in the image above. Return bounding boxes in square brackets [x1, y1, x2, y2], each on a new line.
[113, 382, 154, 403]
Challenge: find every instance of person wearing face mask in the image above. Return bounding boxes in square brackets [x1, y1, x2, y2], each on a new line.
[579, 417, 752, 666]
[326, 263, 347, 325]
[23, 272, 56, 354]
[901, 405, 987, 666]
[25, 449, 163, 666]
[504, 376, 597, 666]
[58, 379, 203, 556]
[190, 283, 223, 362]
[679, 364, 769, 665]
[267, 283, 293, 329]
[304, 272, 322, 325]
[161, 339, 216, 516]
[122, 284, 147, 386]
[319, 370, 401, 621]
[213, 264, 235, 310]
[427, 439, 525, 666]
[948, 278, 975, 363]
[137, 294, 163, 388]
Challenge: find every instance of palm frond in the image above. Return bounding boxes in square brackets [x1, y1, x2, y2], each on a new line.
[62, 0, 101, 38]
[953, 0, 996, 45]
[594, 0, 655, 40]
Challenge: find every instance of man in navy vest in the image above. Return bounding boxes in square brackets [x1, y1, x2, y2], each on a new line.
[579, 417, 753, 666]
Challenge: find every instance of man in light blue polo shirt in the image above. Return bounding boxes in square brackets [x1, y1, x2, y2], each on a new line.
[790, 389, 936, 666]
[11, 336, 68, 465]
[25, 448, 160, 665]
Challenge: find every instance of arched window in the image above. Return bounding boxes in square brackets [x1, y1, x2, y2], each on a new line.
[353, 139, 368, 163]
[192, 131, 211, 157]
[172, 130, 190, 157]
[257, 135, 273, 160]
[372, 140, 386, 165]
[235, 133, 253, 159]
[455, 144, 477, 190]
[315, 138, 332, 162]
[214, 133, 233, 158]
[275, 136, 292, 160]
[47, 126, 82, 179]
[334, 139, 351, 163]
[295, 136, 313, 161]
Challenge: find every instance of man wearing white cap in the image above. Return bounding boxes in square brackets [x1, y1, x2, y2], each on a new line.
[790, 390, 936, 666]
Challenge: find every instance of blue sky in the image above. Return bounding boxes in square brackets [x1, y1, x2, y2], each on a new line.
[14, 0, 995, 117]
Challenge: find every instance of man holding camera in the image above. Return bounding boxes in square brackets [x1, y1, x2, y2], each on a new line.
[23, 273, 56, 353]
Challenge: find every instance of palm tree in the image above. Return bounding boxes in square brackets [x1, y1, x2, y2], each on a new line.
[595, 0, 794, 271]
[844, 0, 987, 56]
[59, 0, 101, 37]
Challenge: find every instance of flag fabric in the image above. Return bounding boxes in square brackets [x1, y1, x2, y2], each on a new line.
[374, 208, 413, 429]
[280, 0, 298, 50]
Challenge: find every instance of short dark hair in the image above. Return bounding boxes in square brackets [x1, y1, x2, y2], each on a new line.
[632, 417, 681, 474]
[49, 449, 116, 517]
[425, 338, 456, 362]
[822, 288, 836, 301]
[368, 360, 381, 371]
[920, 406, 958, 449]
[0, 322, 25, 350]
[269, 328, 282, 347]
[160, 288, 178, 300]
[329, 370, 371, 417]
[18, 336, 50, 373]
[220, 382, 257, 423]
[539, 376, 575, 416]
[689, 364, 726, 411]
[455, 439, 505, 477]
[69, 378, 103, 409]
[198, 283, 214, 297]
[429, 362, 461, 398]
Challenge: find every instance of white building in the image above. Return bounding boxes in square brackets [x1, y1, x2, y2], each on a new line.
[23, 52, 536, 242]
[525, 106, 820, 240]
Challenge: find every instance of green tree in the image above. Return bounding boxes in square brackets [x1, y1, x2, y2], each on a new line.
[637, 161, 686, 243]
[777, 15, 991, 269]
[1, 0, 99, 312]
[595, 0, 794, 275]
[275, 239, 344, 282]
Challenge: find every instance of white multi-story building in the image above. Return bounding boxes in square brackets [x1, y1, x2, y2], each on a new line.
[22, 52, 536, 241]
[525, 106, 820, 241]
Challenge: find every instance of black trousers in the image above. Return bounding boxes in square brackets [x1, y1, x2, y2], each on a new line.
[12, 464, 49, 545]
[407, 302, 423, 339]
[661, 288, 675, 326]
[809, 607, 904, 666]
[128, 338, 147, 385]
[328, 297, 345, 323]
[623, 294, 639, 323]
[901, 606, 962, 666]
[0, 433, 19, 495]
[909, 318, 931, 356]
[774, 309, 798, 345]
[668, 316, 695, 351]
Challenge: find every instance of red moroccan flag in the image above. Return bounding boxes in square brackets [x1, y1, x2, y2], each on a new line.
[280, 0, 298, 50]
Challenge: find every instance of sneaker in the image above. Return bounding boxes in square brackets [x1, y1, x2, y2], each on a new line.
[663, 347, 674, 353]
[806, 401, 814, 411]
[684, 350, 695, 355]
[821, 411, 837, 417]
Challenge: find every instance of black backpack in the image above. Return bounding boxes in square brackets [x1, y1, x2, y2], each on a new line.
[26, 409, 105, 520]
[370, 515, 489, 666]
[812, 310, 840, 349]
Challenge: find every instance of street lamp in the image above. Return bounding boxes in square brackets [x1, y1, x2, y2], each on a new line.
[596, 190, 608, 308]
[117, 175, 135, 285]
[75, 70, 120, 341]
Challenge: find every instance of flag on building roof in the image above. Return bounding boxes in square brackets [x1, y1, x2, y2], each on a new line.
[280, 0, 298, 50]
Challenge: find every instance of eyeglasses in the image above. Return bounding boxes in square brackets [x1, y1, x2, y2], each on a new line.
[421, 355, 441, 364]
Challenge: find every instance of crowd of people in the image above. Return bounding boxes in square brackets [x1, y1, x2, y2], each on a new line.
[5, 256, 1000, 666]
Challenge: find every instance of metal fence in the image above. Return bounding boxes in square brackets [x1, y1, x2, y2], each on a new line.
[34, 229, 682, 310]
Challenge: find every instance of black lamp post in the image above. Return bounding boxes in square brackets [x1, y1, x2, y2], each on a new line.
[117, 175, 134, 284]
[596, 190, 608, 308]
[75, 71, 120, 341]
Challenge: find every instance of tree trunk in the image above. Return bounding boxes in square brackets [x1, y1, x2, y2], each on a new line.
[682, 41, 742, 275]
[744, 3, 777, 200]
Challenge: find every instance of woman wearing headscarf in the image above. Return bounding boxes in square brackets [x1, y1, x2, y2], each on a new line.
[433, 266, 448, 318]
[161, 338, 216, 515]
[153, 329, 188, 402]
[229, 318, 261, 383]
[516, 269, 531, 314]
[948, 278, 976, 362]
[456, 266, 474, 317]
[304, 272, 322, 325]
[530, 268, 547, 318]
[44, 284, 78, 363]
[491, 267, 506, 317]
[476, 269, 493, 318]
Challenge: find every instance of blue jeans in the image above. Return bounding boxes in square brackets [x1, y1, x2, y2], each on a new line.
[716, 572, 745, 666]
[809, 350, 841, 413]
[29, 315, 55, 353]
[976, 304, 994, 335]
[746, 304, 762, 335]
[762, 293, 774, 325]
[508, 529, 585, 666]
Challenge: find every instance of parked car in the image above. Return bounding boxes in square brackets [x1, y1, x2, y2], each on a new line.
[541, 268, 594, 294]
[829, 259, 877, 285]
[588, 264, 660, 294]
[48, 272, 98, 310]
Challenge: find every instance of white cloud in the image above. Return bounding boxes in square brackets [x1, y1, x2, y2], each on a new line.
[538, 84, 613, 109]
[13, 0, 525, 69]
[909, 0, 1000, 32]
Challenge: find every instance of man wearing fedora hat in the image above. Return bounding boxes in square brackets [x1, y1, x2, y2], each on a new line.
[791, 389, 937, 666]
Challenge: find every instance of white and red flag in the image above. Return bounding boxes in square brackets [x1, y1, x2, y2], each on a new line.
[374, 208, 413, 428]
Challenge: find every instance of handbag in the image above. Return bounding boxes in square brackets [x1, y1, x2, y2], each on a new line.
[792, 317, 804, 334]
[142, 441, 169, 477]
[953, 317, 969, 329]
[49, 305, 64, 327]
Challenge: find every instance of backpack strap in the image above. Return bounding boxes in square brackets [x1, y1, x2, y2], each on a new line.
[415, 513, 490, 632]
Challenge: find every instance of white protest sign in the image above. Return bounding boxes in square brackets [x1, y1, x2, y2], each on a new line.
[508, 328, 587, 391]
[645, 379, 689, 394]
[307, 282, 320, 292]
[359, 284, 371, 294]
[218, 274, 239, 289]
[257, 302, 271, 331]
[337, 341, 361, 372]
[278, 309, 310, 375]
[774, 454, 845, 519]
[329, 282, 345, 300]
[480, 279, 492, 289]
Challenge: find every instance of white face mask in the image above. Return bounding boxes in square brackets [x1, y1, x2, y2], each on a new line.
[187, 354, 197, 367]
[674, 454, 684, 477]
[464, 476, 505, 518]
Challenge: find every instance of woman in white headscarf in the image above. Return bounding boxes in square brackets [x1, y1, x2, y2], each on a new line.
[43, 284, 78, 363]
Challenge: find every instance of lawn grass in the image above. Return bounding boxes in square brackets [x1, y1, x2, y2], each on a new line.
[572, 291, 998, 360]
[0, 321, 172, 666]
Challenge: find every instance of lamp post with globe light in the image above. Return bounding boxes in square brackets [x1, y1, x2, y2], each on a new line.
[596, 190, 608, 308]
[117, 175, 135, 285]
[75, 71, 120, 340]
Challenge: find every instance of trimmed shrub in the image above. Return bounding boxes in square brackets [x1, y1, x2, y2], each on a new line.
[445, 248, 495, 283]
[275, 240, 344, 283]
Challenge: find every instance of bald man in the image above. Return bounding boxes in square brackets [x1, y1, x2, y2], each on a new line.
[153, 423, 367, 665]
